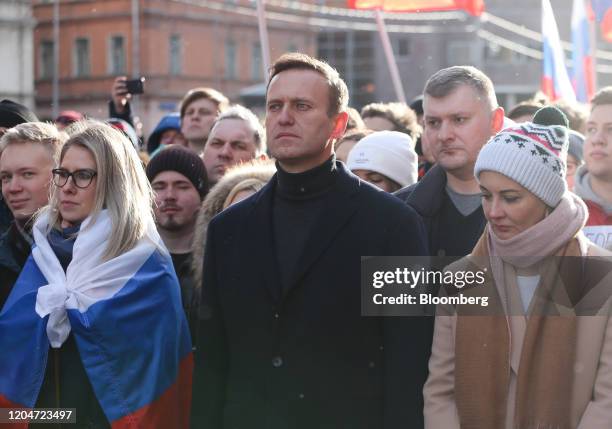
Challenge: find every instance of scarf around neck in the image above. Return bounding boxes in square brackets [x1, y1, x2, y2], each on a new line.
[454, 192, 589, 429]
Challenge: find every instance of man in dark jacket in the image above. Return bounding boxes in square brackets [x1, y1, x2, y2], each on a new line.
[395, 66, 505, 259]
[146, 146, 208, 339]
[0, 122, 65, 308]
[193, 53, 431, 429]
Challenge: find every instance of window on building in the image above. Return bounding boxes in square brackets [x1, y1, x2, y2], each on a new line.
[225, 39, 237, 79]
[394, 38, 410, 57]
[73, 38, 90, 77]
[108, 35, 125, 75]
[40, 40, 54, 80]
[483, 41, 514, 63]
[169, 34, 182, 76]
[251, 42, 262, 81]
[446, 40, 473, 65]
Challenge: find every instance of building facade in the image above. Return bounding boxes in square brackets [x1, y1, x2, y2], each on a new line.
[32, 0, 612, 129]
[33, 0, 317, 134]
[319, 0, 612, 110]
[1, 0, 35, 109]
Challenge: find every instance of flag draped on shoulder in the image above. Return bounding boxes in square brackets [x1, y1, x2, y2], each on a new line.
[347, 0, 484, 16]
[0, 210, 193, 429]
[541, 0, 577, 102]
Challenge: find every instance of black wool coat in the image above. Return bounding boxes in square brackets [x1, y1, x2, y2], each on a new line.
[192, 163, 432, 429]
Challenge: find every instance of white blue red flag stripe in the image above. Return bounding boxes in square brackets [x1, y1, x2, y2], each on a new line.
[572, 0, 595, 102]
[0, 211, 193, 428]
[542, 0, 577, 102]
[591, 0, 612, 41]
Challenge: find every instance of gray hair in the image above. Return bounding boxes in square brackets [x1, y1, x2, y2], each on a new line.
[45, 120, 155, 261]
[0, 121, 67, 164]
[424, 66, 498, 110]
[210, 105, 266, 154]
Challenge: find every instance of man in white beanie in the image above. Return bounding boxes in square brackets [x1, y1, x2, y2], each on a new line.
[347, 130, 418, 193]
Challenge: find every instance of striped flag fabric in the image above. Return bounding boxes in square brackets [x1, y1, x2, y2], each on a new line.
[347, 0, 484, 16]
[572, 0, 595, 103]
[0, 211, 193, 428]
[591, 0, 612, 41]
[541, 0, 577, 102]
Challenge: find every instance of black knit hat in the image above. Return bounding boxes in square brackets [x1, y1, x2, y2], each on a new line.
[0, 99, 38, 128]
[146, 147, 208, 198]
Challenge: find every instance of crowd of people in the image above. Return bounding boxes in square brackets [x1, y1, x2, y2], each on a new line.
[0, 51, 611, 428]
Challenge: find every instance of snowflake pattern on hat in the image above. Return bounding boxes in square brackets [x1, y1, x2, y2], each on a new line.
[475, 110, 570, 207]
[492, 122, 568, 177]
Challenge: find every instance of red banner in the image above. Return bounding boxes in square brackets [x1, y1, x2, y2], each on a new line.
[347, 0, 484, 16]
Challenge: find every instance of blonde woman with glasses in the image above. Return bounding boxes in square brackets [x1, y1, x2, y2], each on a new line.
[0, 121, 193, 428]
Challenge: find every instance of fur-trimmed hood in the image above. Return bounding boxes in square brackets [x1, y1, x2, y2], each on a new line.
[191, 159, 276, 288]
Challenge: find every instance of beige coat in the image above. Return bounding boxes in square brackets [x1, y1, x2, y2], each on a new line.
[424, 240, 612, 429]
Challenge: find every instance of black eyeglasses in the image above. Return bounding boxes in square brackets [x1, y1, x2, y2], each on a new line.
[52, 168, 97, 189]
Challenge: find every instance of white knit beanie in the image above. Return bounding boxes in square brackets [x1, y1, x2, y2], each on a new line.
[347, 131, 418, 187]
[474, 106, 569, 207]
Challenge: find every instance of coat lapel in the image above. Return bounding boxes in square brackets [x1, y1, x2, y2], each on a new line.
[282, 166, 361, 299]
[245, 177, 284, 303]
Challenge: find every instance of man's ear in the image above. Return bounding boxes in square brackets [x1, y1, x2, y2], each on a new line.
[331, 111, 349, 140]
[491, 106, 505, 134]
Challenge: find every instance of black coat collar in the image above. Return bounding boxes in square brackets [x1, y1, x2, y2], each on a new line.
[405, 164, 448, 218]
[245, 161, 361, 302]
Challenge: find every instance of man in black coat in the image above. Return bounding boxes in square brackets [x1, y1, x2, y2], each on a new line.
[192, 53, 431, 429]
[395, 66, 505, 259]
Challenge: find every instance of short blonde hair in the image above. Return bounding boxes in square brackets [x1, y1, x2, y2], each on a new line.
[46, 120, 155, 261]
[0, 121, 67, 164]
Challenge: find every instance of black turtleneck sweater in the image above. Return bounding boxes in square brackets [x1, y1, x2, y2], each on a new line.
[273, 156, 338, 292]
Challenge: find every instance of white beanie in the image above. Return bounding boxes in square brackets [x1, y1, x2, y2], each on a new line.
[347, 131, 418, 187]
[474, 106, 569, 207]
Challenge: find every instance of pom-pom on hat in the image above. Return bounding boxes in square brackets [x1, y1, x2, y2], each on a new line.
[474, 106, 570, 207]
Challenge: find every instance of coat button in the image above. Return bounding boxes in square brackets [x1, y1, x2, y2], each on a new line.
[298, 393, 305, 399]
[274, 313, 279, 319]
[272, 356, 283, 368]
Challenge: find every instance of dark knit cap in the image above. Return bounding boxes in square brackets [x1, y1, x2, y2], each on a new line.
[146, 147, 208, 198]
[0, 99, 38, 128]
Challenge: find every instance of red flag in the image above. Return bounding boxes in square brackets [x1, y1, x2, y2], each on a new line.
[347, 0, 484, 16]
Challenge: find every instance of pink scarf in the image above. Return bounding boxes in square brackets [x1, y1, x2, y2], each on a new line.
[487, 192, 588, 273]
[455, 192, 589, 429]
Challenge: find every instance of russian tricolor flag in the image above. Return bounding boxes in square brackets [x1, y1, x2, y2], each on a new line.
[0, 211, 192, 428]
[572, 0, 595, 102]
[542, 0, 577, 102]
[591, 0, 612, 41]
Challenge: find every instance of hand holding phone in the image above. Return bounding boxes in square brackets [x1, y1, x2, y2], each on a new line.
[125, 77, 145, 95]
